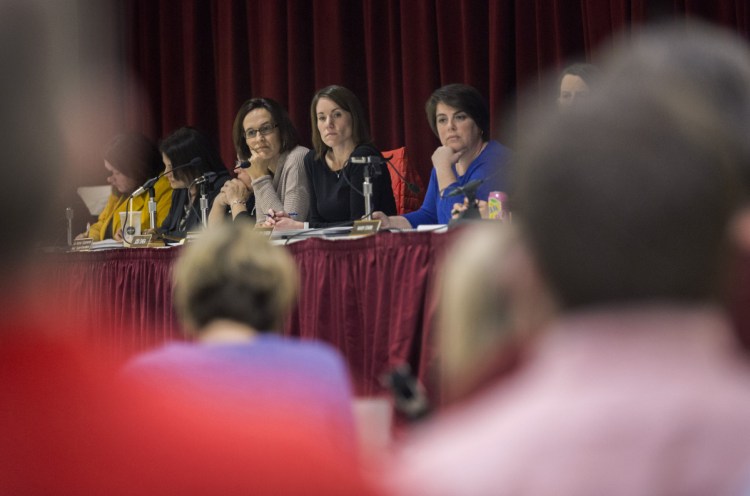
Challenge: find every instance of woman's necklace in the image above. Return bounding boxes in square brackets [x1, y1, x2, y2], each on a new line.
[327, 150, 345, 179]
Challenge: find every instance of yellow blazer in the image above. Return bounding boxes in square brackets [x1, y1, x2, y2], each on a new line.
[87, 175, 173, 240]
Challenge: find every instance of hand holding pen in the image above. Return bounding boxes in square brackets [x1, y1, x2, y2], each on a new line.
[263, 209, 303, 230]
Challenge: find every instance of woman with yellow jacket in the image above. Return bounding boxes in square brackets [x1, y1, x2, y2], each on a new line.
[78, 134, 172, 241]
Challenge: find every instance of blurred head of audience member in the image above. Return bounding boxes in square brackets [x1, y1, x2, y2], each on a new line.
[520, 22, 750, 310]
[0, 2, 60, 287]
[438, 224, 555, 403]
[174, 222, 297, 337]
[310, 84, 372, 160]
[601, 22, 750, 238]
[159, 126, 226, 190]
[557, 63, 599, 109]
[425, 83, 490, 144]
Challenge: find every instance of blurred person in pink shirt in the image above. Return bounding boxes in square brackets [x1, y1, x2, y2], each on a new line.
[386, 21, 750, 496]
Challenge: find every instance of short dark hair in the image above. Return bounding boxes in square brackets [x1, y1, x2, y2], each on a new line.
[173, 222, 298, 333]
[514, 80, 742, 309]
[103, 133, 162, 185]
[232, 97, 300, 161]
[558, 63, 600, 89]
[159, 127, 226, 184]
[425, 84, 490, 142]
[310, 85, 372, 160]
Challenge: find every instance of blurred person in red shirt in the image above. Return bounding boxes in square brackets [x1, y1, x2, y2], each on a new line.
[0, 3, 374, 494]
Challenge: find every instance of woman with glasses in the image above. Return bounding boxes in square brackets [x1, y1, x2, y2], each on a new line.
[156, 127, 230, 240]
[266, 85, 396, 229]
[208, 97, 309, 227]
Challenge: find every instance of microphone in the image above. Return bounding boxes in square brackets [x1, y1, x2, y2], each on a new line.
[350, 156, 385, 164]
[445, 178, 484, 198]
[351, 155, 421, 194]
[191, 171, 217, 186]
[131, 157, 202, 197]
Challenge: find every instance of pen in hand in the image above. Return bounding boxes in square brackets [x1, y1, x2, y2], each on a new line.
[265, 211, 298, 219]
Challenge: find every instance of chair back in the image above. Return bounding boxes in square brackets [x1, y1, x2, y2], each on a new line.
[382, 147, 423, 215]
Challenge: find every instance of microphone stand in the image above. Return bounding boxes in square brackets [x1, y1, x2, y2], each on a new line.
[459, 187, 482, 220]
[147, 187, 157, 230]
[65, 207, 74, 246]
[199, 181, 208, 228]
[363, 164, 373, 218]
[448, 180, 484, 227]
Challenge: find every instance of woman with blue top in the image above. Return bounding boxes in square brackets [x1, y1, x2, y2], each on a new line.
[373, 84, 511, 228]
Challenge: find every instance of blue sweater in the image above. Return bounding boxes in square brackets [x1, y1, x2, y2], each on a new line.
[122, 333, 357, 455]
[403, 140, 512, 226]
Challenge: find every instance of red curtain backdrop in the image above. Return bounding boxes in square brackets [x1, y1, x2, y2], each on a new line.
[120, 0, 750, 192]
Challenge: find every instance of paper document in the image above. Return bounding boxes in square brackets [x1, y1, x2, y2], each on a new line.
[77, 185, 111, 216]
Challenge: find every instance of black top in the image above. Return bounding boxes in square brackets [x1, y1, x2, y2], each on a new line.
[304, 144, 397, 228]
[158, 172, 230, 239]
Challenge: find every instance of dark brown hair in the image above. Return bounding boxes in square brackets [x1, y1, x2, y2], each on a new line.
[425, 84, 490, 142]
[232, 97, 300, 161]
[310, 85, 372, 160]
[159, 127, 226, 184]
[103, 133, 162, 185]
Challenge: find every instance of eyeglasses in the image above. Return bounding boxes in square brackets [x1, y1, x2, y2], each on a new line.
[234, 159, 250, 169]
[244, 123, 278, 140]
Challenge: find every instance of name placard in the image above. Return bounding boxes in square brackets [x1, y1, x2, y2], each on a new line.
[254, 226, 274, 239]
[127, 234, 153, 248]
[70, 238, 93, 252]
[184, 231, 202, 244]
[350, 220, 381, 237]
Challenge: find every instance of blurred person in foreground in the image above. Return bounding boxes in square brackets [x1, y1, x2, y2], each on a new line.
[601, 20, 750, 356]
[122, 222, 358, 456]
[209, 97, 310, 226]
[373, 84, 511, 228]
[0, 3, 372, 494]
[436, 224, 554, 405]
[76, 133, 172, 241]
[385, 22, 750, 496]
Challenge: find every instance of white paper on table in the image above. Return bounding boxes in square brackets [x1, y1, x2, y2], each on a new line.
[77, 185, 112, 216]
[90, 239, 124, 251]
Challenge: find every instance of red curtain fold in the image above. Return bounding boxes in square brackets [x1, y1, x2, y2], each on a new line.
[121, 0, 750, 193]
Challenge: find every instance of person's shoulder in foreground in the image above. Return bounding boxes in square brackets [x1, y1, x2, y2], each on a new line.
[1, 331, 375, 495]
[384, 306, 750, 495]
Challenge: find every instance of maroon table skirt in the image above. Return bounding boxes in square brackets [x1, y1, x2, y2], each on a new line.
[45, 231, 458, 396]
